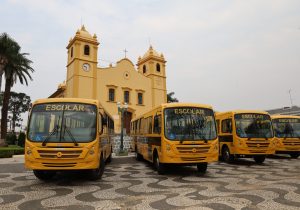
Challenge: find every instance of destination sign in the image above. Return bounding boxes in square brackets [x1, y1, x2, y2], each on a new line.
[45, 104, 85, 111]
[276, 118, 300, 123]
[33, 103, 96, 112]
[174, 108, 205, 115]
[239, 114, 265, 119]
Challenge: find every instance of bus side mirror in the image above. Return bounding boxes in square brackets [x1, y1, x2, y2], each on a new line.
[102, 116, 107, 126]
[99, 113, 106, 134]
[154, 114, 161, 134]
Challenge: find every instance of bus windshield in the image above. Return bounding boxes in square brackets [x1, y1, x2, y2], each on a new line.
[234, 114, 273, 138]
[27, 103, 97, 143]
[164, 107, 217, 141]
[272, 118, 300, 138]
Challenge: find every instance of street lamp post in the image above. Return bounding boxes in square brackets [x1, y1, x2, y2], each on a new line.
[117, 102, 128, 153]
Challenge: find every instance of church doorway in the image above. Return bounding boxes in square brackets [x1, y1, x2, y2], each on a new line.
[123, 111, 132, 134]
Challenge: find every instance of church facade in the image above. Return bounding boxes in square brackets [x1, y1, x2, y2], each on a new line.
[50, 26, 167, 134]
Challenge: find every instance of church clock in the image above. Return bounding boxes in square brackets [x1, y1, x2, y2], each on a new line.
[82, 63, 90, 72]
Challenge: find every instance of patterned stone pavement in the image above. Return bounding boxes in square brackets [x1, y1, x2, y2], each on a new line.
[0, 155, 300, 210]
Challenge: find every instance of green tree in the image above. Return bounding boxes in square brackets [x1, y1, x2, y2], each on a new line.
[0, 91, 31, 133]
[167, 92, 179, 103]
[0, 33, 34, 146]
[0, 33, 20, 92]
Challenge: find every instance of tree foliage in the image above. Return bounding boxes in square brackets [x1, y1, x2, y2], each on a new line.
[167, 92, 179, 103]
[0, 33, 34, 146]
[0, 91, 31, 132]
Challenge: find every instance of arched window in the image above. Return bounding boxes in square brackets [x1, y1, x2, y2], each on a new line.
[143, 65, 146, 74]
[156, 63, 160, 72]
[84, 45, 90, 55]
[71, 47, 73, 58]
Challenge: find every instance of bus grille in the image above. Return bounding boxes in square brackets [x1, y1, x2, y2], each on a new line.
[246, 139, 269, 153]
[37, 150, 82, 159]
[181, 157, 206, 161]
[42, 162, 77, 167]
[283, 140, 300, 147]
[176, 146, 210, 154]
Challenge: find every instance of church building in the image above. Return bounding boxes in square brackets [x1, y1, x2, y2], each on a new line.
[49, 26, 167, 134]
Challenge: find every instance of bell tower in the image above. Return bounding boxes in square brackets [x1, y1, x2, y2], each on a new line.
[137, 45, 167, 107]
[65, 25, 99, 99]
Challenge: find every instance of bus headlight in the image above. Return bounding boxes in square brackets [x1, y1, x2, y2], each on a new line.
[237, 139, 241, 146]
[89, 147, 95, 155]
[166, 144, 171, 151]
[26, 147, 32, 155]
[214, 143, 218, 151]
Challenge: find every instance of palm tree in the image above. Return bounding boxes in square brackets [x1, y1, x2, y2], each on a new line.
[0, 33, 20, 92]
[167, 92, 179, 103]
[0, 33, 34, 146]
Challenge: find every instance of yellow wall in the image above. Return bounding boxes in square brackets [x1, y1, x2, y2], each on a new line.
[97, 58, 152, 132]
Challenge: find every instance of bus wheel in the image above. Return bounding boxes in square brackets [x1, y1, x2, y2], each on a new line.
[90, 155, 105, 180]
[135, 151, 143, 161]
[290, 153, 299, 159]
[106, 153, 112, 163]
[222, 146, 234, 163]
[33, 170, 56, 181]
[106, 147, 112, 163]
[153, 153, 165, 175]
[197, 163, 208, 174]
[253, 155, 265, 164]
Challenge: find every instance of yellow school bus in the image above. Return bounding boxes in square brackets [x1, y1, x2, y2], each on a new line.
[25, 98, 114, 180]
[216, 110, 276, 164]
[272, 115, 300, 159]
[130, 103, 218, 174]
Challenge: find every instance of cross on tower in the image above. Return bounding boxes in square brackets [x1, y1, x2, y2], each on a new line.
[124, 49, 128, 58]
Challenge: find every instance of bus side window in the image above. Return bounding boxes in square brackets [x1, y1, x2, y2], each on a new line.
[153, 115, 161, 134]
[99, 113, 103, 134]
[148, 117, 153, 134]
[216, 119, 220, 134]
[141, 118, 146, 134]
[222, 119, 232, 134]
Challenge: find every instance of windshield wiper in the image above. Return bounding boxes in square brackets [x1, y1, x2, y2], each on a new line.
[42, 125, 59, 146]
[202, 135, 208, 143]
[63, 125, 78, 146]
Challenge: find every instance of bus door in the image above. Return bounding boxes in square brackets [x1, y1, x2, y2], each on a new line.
[220, 118, 234, 146]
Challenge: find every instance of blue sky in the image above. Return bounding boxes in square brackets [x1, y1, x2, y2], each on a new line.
[1, 0, 300, 115]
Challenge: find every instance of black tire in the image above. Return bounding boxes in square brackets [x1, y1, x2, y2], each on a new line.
[153, 152, 165, 175]
[222, 146, 234, 163]
[135, 151, 143, 161]
[253, 155, 266, 164]
[106, 147, 112, 163]
[89, 154, 105, 180]
[106, 153, 112, 163]
[33, 170, 56, 181]
[197, 163, 208, 174]
[290, 153, 299, 159]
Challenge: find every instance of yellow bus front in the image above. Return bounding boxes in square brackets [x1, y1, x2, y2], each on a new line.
[159, 106, 219, 165]
[272, 115, 300, 158]
[25, 100, 108, 180]
[232, 113, 276, 156]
